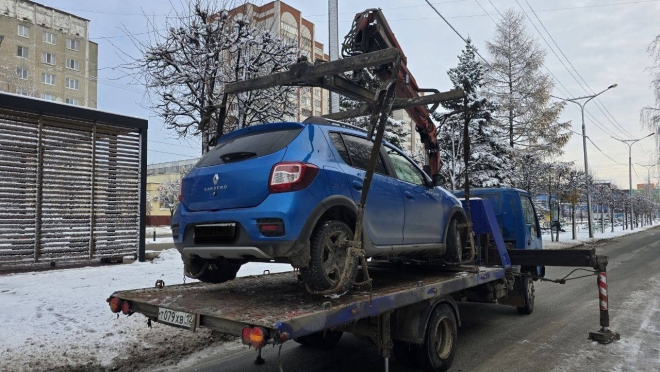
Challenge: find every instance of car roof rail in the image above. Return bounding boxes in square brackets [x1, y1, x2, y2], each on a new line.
[302, 116, 368, 134]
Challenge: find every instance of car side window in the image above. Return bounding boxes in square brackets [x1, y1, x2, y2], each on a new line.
[339, 134, 387, 175]
[328, 132, 351, 165]
[385, 148, 426, 185]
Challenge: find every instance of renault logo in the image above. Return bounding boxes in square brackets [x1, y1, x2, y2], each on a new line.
[213, 174, 219, 185]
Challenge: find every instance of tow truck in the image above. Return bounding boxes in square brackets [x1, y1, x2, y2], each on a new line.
[107, 9, 620, 371]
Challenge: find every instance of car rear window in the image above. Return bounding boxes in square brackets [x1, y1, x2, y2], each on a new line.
[196, 128, 303, 167]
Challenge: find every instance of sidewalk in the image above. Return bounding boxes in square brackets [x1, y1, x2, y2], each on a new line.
[542, 222, 658, 249]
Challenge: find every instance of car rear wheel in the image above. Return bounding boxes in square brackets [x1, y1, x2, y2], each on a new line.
[185, 257, 242, 284]
[300, 220, 358, 292]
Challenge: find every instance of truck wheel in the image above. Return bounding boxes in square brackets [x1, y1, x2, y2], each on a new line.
[294, 330, 343, 349]
[186, 257, 241, 284]
[517, 276, 535, 315]
[444, 218, 462, 263]
[300, 220, 357, 292]
[418, 304, 457, 372]
[393, 340, 420, 368]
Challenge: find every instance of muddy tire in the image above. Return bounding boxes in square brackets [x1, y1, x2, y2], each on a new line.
[444, 218, 462, 263]
[417, 304, 457, 372]
[294, 330, 343, 349]
[517, 276, 535, 315]
[300, 220, 357, 292]
[186, 257, 241, 284]
[393, 339, 420, 369]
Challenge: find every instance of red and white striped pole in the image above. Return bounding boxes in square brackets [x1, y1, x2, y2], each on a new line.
[598, 270, 609, 328]
[589, 260, 619, 344]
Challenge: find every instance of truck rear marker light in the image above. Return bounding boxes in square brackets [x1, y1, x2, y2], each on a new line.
[241, 326, 268, 349]
[108, 297, 122, 313]
[268, 162, 319, 193]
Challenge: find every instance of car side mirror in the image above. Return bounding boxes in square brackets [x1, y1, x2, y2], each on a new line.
[432, 174, 446, 187]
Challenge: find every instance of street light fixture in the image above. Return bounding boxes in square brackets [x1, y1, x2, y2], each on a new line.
[551, 83, 618, 238]
[611, 133, 654, 230]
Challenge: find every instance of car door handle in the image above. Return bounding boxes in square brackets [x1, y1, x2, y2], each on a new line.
[404, 191, 414, 199]
[352, 181, 363, 190]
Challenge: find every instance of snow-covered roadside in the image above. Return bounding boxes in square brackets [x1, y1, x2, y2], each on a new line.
[542, 223, 658, 249]
[0, 249, 292, 372]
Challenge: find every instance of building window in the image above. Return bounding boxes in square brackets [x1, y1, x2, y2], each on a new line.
[43, 31, 56, 45]
[66, 78, 79, 90]
[66, 58, 79, 71]
[16, 46, 29, 58]
[42, 52, 56, 65]
[18, 25, 30, 38]
[66, 38, 81, 51]
[66, 98, 79, 105]
[41, 73, 56, 85]
[16, 67, 29, 80]
[41, 94, 56, 101]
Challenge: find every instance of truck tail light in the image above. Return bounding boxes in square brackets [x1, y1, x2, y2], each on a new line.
[121, 300, 132, 315]
[108, 297, 122, 313]
[241, 326, 268, 349]
[268, 162, 319, 193]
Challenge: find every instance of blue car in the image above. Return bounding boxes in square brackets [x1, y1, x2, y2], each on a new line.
[172, 117, 467, 291]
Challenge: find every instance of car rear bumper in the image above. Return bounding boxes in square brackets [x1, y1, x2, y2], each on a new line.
[172, 189, 319, 261]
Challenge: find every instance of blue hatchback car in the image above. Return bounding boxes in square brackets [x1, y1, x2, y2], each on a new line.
[172, 117, 467, 291]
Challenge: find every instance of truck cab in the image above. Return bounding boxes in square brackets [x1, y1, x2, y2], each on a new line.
[454, 188, 544, 277]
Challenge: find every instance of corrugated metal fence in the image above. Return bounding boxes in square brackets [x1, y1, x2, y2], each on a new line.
[0, 93, 147, 267]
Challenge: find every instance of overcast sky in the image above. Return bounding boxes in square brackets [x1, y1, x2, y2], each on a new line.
[38, 0, 660, 188]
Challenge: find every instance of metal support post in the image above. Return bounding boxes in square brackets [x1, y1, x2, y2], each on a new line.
[588, 257, 620, 344]
[378, 311, 392, 372]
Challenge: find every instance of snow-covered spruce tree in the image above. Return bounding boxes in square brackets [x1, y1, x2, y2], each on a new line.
[437, 39, 513, 189]
[125, 0, 298, 153]
[485, 9, 571, 157]
[339, 75, 411, 151]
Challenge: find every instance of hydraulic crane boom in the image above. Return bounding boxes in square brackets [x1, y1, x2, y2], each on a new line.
[342, 8, 443, 177]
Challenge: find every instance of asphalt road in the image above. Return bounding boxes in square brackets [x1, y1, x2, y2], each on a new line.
[173, 226, 660, 372]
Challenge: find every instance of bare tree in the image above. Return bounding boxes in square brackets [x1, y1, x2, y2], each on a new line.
[0, 65, 37, 97]
[641, 35, 660, 155]
[123, 0, 298, 153]
[485, 9, 571, 156]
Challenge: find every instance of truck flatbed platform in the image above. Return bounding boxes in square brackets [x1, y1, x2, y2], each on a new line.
[110, 265, 505, 339]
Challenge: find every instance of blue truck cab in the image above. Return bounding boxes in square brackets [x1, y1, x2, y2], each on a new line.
[454, 188, 544, 277]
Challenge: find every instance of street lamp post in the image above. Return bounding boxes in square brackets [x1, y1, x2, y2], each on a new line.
[552, 84, 618, 238]
[612, 134, 654, 230]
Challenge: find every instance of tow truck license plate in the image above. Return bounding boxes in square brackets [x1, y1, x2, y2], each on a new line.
[158, 308, 194, 328]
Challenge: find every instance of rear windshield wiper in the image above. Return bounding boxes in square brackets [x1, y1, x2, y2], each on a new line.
[220, 151, 257, 163]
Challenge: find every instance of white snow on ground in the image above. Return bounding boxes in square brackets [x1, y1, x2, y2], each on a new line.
[0, 249, 291, 372]
[542, 222, 657, 249]
[1, 223, 657, 371]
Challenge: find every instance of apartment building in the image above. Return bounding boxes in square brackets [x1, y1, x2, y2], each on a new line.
[230, 1, 330, 121]
[0, 0, 98, 107]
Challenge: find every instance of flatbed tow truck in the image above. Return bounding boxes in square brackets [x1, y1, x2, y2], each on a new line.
[108, 9, 620, 371]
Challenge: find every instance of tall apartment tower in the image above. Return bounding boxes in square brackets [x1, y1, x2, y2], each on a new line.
[230, 1, 330, 122]
[0, 0, 98, 108]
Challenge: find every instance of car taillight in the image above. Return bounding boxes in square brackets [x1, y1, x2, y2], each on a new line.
[107, 297, 122, 313]
[241, 326, 268, 349]
[268, 162, 319, 193]
[178, 179, 183, 203]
